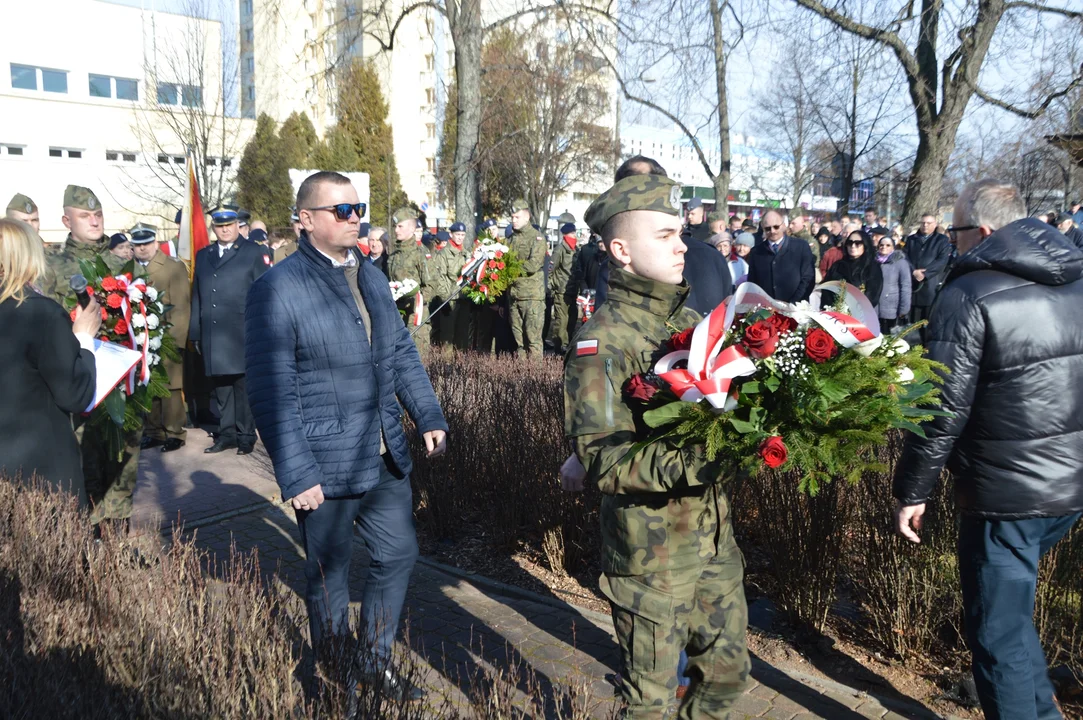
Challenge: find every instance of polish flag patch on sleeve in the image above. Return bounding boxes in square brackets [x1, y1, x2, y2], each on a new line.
[576, 339, 599, 357]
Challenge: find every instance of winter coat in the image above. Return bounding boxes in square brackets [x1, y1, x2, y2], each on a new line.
[746, 235, 817, 303]
[681, 236, 733, 316]
[875, 251, 912, 320]
[0, 291, 95, 504]
[903, 231, 952, 307]
[894, 218, 1083, 519]
[824, 236, 883, 308]
[245, 234, 448, 500]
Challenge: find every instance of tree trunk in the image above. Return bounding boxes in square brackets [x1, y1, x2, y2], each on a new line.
[710, 0, 730, 216]
[452, 0, 482, 237]
[899, 112, 964, 227]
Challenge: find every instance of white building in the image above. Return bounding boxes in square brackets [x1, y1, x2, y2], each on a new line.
[0, 0, 258, 242]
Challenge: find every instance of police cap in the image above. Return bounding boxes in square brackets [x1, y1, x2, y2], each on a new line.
[209, 206, 239, 226]
[128, 222, 158, 244]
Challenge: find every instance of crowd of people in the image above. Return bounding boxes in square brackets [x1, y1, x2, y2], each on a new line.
[2, 163, 1083, 720]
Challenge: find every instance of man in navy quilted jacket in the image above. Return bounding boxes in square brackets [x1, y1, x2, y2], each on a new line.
[245, 171, 448, 701]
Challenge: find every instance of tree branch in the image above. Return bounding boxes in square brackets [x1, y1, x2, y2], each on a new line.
[1004, 1, 1083, 18]
[973, 64, 1083, 119]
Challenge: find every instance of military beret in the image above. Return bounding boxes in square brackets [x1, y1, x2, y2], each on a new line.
[870, 225, 890, 237]
[478, 219, 496, 231]
[557, 212, 575, 225]
[249, 228, 268, 243]
[449, 221, 466, 232]
[392, 207, 418, 223]
[236, 209, 251, 225]
[64, 185, 102, 211]
[359, 222, 371, 238]
[209, 206, 239, 226]
[510, 198, 530, 214]
[504, 224, 514, 238]
[128, 223, 157, 244]
[1055, 213, 1074, 226]
[436, 230, 451, 243]
[687, 197, 703, 210]
[174, 208, 183, 224]
[584, 174, 683, 234]
[108, 233, 129, 250]
[560, 222, 576, 235]
[7, 193, 37, 215]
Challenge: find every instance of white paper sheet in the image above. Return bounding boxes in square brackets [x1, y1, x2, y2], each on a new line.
[85, 339, 143, 413]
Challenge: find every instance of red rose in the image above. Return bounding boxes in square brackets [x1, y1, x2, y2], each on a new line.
[495, 251, 504, 258]
[101, 277, 117, 291]
[743, 320, 779, 359]
[805, 328, 838, 363]
[766, 313, 798, 335]
[497, 262, 505, 269]
[480, 285, 489, 293]
[114, 318, 129, 335]
[124, 273, 133, 281]
[106, 294, 123, 309]
[669, 328, 694, 351]
[624, 374, 658, 402]
[759, 436, 788, 468]
[69, 308, 77, 321]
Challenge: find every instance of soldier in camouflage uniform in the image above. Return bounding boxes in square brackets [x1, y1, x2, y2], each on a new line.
[432, 222, 472, 348]
[387, 206, 432, 354]
[47, 186, 143, 533]
[6, 192, 40, 232]
[506, 199, 546, 356]
[547, 219, 578, 353]
[565, 174, 750, 719]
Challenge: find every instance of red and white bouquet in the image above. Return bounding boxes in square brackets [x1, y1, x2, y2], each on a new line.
[460, 240, 522, 304]
[625, 282, 948, 493]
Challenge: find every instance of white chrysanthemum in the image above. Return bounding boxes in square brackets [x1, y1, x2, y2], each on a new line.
[131, 314, 146, 328]
[149, 336, 162, 351]
[896, 367, 915, 383]
[149, 354, 160, 366]
[136, 332, 148, 347]
[146, 314, 160, 330]
[144, 286, 158, 302]
[127, 287, 144, 302]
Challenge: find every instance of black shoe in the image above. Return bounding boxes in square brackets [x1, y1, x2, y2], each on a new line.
[141, 436, 164, 449]
[358, 667, 425, 702]
[204, 439, 238, 454]
[161, 438, 185, 453]
[236, 445, 254, 456]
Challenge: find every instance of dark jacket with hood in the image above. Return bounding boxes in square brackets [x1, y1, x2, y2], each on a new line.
[894, 218, 1083, 518]
[824, 233, 883, 308]
[903, 230, 952, 307]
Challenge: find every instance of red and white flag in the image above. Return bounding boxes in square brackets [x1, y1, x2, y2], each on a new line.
[176, 155, 210, 282]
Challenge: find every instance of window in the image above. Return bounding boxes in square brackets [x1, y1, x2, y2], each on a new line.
[426, 123, 435, 139]
[116, 78, 138, 100]
[106, 151, 118, 161]
[89, 74, 111, 97]
[243, 0, 253, 13]
[42, 69, 67, 93]
[122, 152, 136, 162]
[49, 148, 63, 158]
[426, 157, 435, 172]
[6, 146, 24, 155]
[158, 154, 170, 163]
[245, 29, 254, 43]
[49, 147, 81, 159]
[247, 85, 255, 101]
[222, 158, 232, 167]
[245, 56, 255, 73]
[425, 88, 435, 105]
[206, 157, 217, 166]
[11, 64, 36, 90]
[181, 85, 202, 107]
[173, 156, 184, 164]
[157, 83, 178, 105]
[425, 54, 434, 71]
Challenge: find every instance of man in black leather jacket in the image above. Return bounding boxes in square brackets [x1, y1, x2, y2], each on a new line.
[894, 179, 1083, 720]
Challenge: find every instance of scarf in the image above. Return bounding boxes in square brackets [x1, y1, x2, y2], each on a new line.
[563, 233, 577, 251]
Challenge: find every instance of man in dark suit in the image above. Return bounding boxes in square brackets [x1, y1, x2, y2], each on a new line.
[245, 171, 447, 700]
[190, 206, 269, 455]
[903, 214, 952, 340]
[746, 209, 816, 302]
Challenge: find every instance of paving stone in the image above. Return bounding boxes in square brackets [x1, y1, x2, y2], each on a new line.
[732, 693, 772, 716]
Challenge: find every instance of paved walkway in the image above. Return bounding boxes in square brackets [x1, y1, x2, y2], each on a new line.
[131, 429, 963, 720]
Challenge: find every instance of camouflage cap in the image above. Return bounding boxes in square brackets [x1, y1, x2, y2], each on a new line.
[584, 174, 682, 234]
[128, 222, 158, 243]
[6, 193, 37, 215]
[510, 199, 530, 214]
[64, 185, 102, 211]
[708, 209, 726, 224]
[392, 206, 418, 224]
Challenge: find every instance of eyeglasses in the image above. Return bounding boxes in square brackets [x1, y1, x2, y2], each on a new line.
[306, 203, 368, 221]
[845, 240, 864, 247]
[764, 224, 782, 231]
[947, 225, 977, 241]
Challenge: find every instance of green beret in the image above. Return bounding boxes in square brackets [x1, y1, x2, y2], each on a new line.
[392, 207, 418, 224]
[510, 198, 530, 214]
[6, 193, 37, 214]
[63, 185, 101, 211]
[584, 174, 682, 234]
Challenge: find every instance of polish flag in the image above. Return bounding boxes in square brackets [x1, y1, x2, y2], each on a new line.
[177, 155, 210, 281]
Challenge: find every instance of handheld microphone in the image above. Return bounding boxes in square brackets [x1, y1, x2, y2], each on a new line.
[70, 274, 91, 309]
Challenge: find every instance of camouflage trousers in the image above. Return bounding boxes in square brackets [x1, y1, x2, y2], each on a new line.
[601, 510, 750, 719]
[510, 298, 545, 356]
[435, 299, 472, 350]
[77, 420, 143, 525]
[147, 389, 187, 441]
[398, 299, 430, 355]
[547, 297, 575, 352]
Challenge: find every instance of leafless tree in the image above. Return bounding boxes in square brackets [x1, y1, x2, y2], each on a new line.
[790, 0, 1083, 227]
[125, 0, 244, 218]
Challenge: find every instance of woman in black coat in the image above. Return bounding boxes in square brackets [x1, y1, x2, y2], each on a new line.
[825, 230, 883, 308]
[0, 219, 99, 504]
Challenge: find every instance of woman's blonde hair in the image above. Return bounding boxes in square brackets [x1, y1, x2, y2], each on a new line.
[0, 218, 48, 306]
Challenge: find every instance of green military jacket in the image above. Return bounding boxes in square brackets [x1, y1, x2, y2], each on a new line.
[548, 237, 576, 300]
[564, 267, 732, 575]
[42, 235, 109, 303]
[507, 225, 546, 301]
[430, 242, 469, 302]
[387, 240, 431, 294]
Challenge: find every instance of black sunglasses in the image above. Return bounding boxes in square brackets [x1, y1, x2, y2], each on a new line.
[845, 240, 864, 246]
[764, 224, 783, 231]
[947, 225, 977, 242]
[306, 203, 368, 221]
